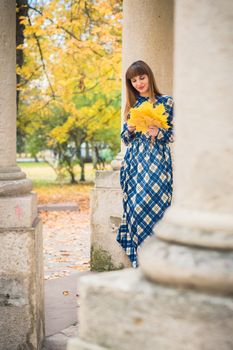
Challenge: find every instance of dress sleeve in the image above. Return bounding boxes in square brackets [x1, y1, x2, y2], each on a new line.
[156, 96, 174, 144]
[121, 122, 136, 146]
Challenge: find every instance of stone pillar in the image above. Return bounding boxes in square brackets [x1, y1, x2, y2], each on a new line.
[140, 0, 233, 289]
[0, 1, 44, 349]
[155, 0, 233, 248]
[112, 0, 174, 170]
[91, 0, 174, 271]
[136, 0, 233, 347]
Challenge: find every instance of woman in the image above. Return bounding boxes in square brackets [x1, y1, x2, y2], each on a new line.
[116, 60, 174, 268]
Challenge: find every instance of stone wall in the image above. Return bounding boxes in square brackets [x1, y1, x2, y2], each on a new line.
[90, 171, 131, 271]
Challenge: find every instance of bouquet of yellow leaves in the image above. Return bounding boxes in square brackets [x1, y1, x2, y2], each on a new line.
[127, 101, 169, 134]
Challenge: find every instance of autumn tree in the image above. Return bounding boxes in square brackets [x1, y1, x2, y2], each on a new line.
[17, 0, 122, 183]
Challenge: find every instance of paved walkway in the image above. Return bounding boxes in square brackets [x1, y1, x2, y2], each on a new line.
[43, 271, 95, 350]
[40, 205, 92, 349]
[41, 210, 91, 280]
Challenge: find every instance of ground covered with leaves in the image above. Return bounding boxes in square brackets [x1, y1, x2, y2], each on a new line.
[19, 162, 95, 279]
[36, 185, 92, 279]
[37, 183, 93, 280]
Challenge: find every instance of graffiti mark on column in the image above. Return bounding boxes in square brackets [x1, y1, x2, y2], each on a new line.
[15, 203, 24, 221]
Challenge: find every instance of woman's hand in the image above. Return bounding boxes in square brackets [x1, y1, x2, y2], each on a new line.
[127, 125, 136, 133]
[148, 126, 159, 138]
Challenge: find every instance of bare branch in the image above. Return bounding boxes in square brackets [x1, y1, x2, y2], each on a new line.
[17, 64, 42, 88]
[28, 5, 81, 41]
[28, 4, 105, 57]
[27, 12, 56, 98]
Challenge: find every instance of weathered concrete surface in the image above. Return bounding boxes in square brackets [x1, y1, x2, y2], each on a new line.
[38, 202, 79, 212]
[139, 237, 233, 294]
[0, 1, 44, 349]
[0, 192, 37, 228]
[157, 208, 233, 248]
[174, 0, 233, 213]
[43, 325, 79, 350]
[45, 272, 81, 337]
[45, 274, 79, 337]
[0, 219, 44, 350]
[0, 0, 17, 167]
[90, 171, 131, 271]
[42, 272, 97, 350]
[95, 170, 121, 189]
[0, 0, 32, 196]
[156, 0, 233, 246]
[69, 268, 233, 350]
[68, 338, 108, 350]
[138, 0, 233, 329]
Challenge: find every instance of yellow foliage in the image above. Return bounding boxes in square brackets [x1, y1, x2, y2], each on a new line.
[128, 101, 169, 133]
[18, 0, 123, 147]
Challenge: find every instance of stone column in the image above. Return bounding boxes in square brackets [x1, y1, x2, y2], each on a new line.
[111, 0, 174, 170]
[0, 1, 44, 349]
[139, 0, 233, 312]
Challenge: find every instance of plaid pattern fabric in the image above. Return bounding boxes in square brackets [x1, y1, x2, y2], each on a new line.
[117, 94, 174, 268]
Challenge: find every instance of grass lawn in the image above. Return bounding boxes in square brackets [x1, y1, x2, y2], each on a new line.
[17, 161, 111, 206]
[18, 161, 97, 185]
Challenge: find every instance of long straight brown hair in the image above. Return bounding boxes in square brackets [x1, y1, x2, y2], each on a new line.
[124, 60, 162, 121]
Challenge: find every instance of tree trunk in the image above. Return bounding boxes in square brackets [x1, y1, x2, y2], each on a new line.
[85, 141, 89, 159]
[91, 143, 98, 169]
[68, 169, 77, 184]
[16, 0, 28, 110]
[63, 155, 77, 184]
[76, 144, 86, 182]
[80, 159, 85, 182]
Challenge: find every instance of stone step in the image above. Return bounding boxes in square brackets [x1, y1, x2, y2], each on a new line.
[43, 325, 78, 350]
[68, 268, 233, 350]
[44, 272, 81, 337]
[38, 202, 79, 212]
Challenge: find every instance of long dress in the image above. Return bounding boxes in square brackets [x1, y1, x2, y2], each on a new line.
[116, 93, 174, 268]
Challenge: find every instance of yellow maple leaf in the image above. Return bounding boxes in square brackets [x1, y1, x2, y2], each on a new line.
[128, 101, 169, 133]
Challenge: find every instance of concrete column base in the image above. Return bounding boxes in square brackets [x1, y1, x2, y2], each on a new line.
[0, 218, 44, 350]
[68, 268, 233, 350]
[90, 170, 131, 271]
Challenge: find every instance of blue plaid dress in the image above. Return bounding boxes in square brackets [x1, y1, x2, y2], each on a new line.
[116, 94, 174, 268]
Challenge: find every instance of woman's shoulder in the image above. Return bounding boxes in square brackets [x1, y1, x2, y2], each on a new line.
[156, 94, 173, 105]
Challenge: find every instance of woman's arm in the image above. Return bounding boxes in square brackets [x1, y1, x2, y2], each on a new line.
[156, 96, 174, 144]
[121, 122, 136, 146]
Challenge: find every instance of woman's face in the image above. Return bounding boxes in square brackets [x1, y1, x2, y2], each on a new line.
[130, 74, 149, 96]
